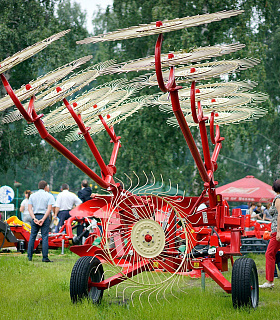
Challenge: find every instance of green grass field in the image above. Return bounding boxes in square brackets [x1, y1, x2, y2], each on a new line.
[0, 250, 279, 320]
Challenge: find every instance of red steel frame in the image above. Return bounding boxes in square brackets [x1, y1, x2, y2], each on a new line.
[0, 29, 245, 295]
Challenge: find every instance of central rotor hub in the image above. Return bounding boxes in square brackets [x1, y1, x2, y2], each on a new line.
[145, 234, 153, 242]
[131, 219, 165, 258]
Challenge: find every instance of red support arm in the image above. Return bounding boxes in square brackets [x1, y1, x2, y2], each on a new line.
[201, 259, 231, 293]
[155, 34, 176, 92]
[62, 98, 111, 179]
[154, 34, 210, 183]
[33, 119, 110, 189]
[169, 90, 210, 183]
[0, 74, 33, 122]
[197, 101, 213, 173]
[0, 74, 111, 190]
[90, 260, 150, 289]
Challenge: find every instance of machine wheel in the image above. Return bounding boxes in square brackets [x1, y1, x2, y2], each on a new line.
[232, 257, 259, 309]
[70, 256, 104, 304]
[16, 240, 26, 253]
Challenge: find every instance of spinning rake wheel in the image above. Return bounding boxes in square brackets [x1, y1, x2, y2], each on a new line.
[104, 194, 190, 283]
[0, 9, 265, 308]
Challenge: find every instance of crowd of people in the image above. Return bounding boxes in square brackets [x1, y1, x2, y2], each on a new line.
[248, 202, 272, 221]
[23, 179, 94, 262]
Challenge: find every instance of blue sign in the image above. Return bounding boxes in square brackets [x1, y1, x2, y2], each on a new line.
[0, 185, 15, 204]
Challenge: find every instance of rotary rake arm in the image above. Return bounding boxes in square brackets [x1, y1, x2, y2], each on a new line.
[0, 72, 122, 191]
[155, 32, 220, 209]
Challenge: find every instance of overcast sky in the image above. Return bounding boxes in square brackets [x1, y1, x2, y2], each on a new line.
[71, 0, 113, 33]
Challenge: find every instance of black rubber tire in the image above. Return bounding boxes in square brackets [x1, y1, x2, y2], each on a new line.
[70, 256, 104, 304]
[232, 257, 259, 309]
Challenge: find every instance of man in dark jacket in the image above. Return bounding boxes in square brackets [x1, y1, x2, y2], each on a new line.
[78, 179, 92, 203]
[77, 179, 93, 239]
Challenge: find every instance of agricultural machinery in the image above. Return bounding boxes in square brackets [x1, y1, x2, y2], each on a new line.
[0, 215, 100, 252]
[0, 10, 269, 308]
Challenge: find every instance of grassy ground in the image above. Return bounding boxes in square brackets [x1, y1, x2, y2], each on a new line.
[0, 250, 279, 320]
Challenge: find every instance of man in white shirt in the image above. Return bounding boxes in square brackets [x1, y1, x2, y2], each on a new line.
[28, 180, 55, 262]
[53, 183, 82, 230]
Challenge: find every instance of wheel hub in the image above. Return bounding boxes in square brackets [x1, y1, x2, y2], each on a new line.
[131, 219, 165, 258]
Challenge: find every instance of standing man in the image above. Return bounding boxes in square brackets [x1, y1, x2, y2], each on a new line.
[78, 179, 93, 203]
[54, 183, 82, 230]
[28, 180, 55, 262]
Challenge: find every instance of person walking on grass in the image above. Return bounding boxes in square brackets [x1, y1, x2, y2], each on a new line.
[27, 180, 55, 262]
[259, 179, 280, 288]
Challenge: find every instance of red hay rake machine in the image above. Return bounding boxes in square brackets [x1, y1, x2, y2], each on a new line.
[0, 10, 269, 308]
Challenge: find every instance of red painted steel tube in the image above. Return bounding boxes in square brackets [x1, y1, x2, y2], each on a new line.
[190, 81, 199, 124]
[0, 74, 33, 122]
[211, 142, 223, 168]
[27, 95, 35, 117]
[201, 259, 231, 293]
[99, 115, 119, 143]
[155, 34, 168, 93]
[33, 119, 110, 189]
[154, 34, 210, 183]
[198, 107, 213, 172]
[210, 112, 222, 145]
[109, 140, 121, 167]
[170, 90, 210, 183]
[210, 112, 216, 144]
[155, 34, 176, 93]
[90, 260, 149, 289]
[62, 99, 111, 178]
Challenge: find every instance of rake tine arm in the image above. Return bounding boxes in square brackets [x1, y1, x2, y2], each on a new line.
[154, 35, 210, 183]
[155, 33, 168, 93]
[197, 100, 213, 173]
[27, 95, 35, 118]
[0, 74, 33, 122]
[210, 112, 224, 172]
[98, 114, 119, 143]
[155, 33, 176, 93]
[210, 112, 222, 145]
[108, 136, 121, 168]
[98, 115, 122, 184]
[33, 117, 111, 189]
[190, 81, 199, 124]
[62, 98, 112, 179]
[0, 77, 110, 189]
